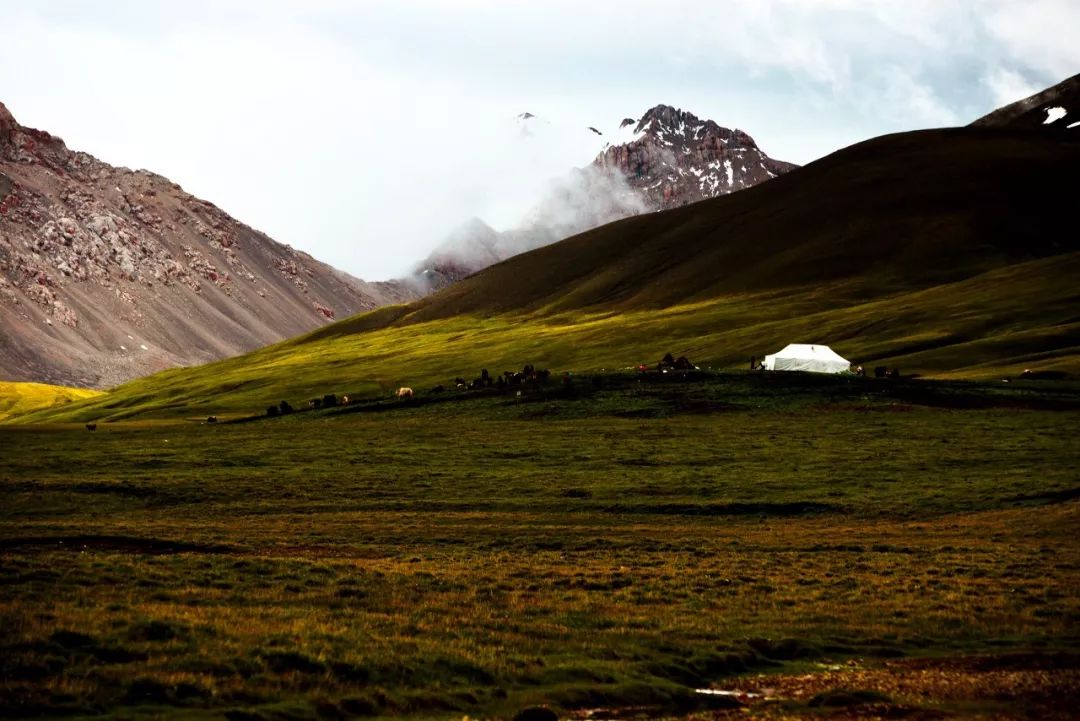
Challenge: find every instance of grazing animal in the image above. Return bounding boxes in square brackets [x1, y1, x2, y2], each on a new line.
[322, 393, 338, 408]
[279, 400, 293, 415]
[340, 395, 350, 406]
[309, 398, 322, 409]
[266, 405, 280, 417]
[397, 387, 414, 399]
[205, 416, 218, 423]
[85, 423, 97, 431]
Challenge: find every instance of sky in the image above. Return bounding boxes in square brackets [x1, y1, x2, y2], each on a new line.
[1, 0, 1077, 280]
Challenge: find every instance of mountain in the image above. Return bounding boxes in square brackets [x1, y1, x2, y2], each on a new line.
[24, 75, 1080, 423]
[595, 104, 797, 209]
[395, 126, 1076, 322]
[970, 72, 1080, 131]
[0, 102, 418, 388]
[415, 105, 795, 286]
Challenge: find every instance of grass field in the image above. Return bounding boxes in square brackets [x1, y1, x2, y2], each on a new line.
[2, 372, 1078, 719]
[12, 250, 1080, 425]
[0, 382, 103, 423]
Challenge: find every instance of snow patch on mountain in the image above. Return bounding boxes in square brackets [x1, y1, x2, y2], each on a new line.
[1043, 106, 1067, 124]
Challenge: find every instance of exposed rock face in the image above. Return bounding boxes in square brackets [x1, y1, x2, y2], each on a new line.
[416, 104, 796, 286]
[595, 104, 797, 209]
[0, 101, 417, 388]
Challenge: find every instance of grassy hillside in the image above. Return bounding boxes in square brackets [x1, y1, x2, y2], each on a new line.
[12, 250, 1079, 424]
[10, 126, 1080, 423]
[0, 381, 102, 422]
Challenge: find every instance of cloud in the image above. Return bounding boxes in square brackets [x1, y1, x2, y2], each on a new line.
[982, 67, 1042, 107]
[981, 0, 1080, 80]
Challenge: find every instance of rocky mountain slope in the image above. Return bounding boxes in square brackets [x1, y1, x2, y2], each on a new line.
[416, 105, 796, 287]
[595, 104, 797, 209]
[0, 102, 416, 387]
[970, 72, 1080, 131]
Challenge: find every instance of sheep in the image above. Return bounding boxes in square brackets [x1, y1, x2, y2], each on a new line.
[85, 423, 97, 431]
[397, 387, 414, 399]
[205, 415, 218, 424]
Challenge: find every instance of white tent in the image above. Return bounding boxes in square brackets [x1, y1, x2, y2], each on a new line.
[762, 344, 851, 373]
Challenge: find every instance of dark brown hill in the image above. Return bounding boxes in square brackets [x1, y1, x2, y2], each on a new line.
[970, 73, 1080, 131]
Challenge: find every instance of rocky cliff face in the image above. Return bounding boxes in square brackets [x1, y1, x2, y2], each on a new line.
[0, 102, 416, 388]
[416, 104, 796, 285]
[595, 104, 797, 209]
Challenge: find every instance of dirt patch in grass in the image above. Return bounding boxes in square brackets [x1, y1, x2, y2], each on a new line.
[710, 652, 1080, 719]
[1005, 487, 1080, 506]
[595, 501, 843, 516]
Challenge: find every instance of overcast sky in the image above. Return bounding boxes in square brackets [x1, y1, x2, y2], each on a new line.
[1, 1, 1077, 280]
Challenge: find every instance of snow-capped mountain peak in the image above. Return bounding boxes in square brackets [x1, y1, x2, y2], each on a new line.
[594, 103, 793, 209]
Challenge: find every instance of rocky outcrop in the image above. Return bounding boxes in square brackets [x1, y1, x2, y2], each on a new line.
[0, 101, 418, 387]
[594, 104, 796, 209]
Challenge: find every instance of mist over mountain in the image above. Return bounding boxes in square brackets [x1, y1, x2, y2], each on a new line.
[415, 105, 795, 287]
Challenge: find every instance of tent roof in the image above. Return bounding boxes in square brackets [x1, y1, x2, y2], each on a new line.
[769, 344, 849, 362]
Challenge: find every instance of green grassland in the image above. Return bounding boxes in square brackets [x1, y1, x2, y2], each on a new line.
[14, 249, 1079, 424]
[2, 373, 1079, 719]
[0, 382, 103, 422]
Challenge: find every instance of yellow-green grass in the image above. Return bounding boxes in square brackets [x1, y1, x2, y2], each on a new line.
[1, 385, 1078, 719]
[14, 251, 1080, 424]
[0, 381, 102, 422]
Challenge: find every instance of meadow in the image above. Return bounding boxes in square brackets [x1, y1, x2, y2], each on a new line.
[2, 372, 1079, 719]
[0, 382, 103, 423]
[13, 249, 1080, 426]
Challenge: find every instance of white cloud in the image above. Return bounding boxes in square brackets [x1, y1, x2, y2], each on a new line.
[982, 67, 1042, 108]
[981, 0, 1080, 80]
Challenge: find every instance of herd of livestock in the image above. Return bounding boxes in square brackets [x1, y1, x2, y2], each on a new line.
[260, 355, 705, 420]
